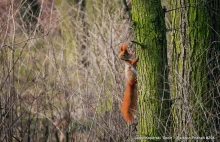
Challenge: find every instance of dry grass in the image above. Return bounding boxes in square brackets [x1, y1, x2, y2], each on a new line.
[0, 0, 136, 141]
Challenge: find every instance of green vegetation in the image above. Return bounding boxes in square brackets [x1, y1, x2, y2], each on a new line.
[132, 0, 170, 138]
[0, 0, 219, 141]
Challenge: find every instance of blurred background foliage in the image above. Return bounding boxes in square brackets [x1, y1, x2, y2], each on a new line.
[0, 0, 136, 141]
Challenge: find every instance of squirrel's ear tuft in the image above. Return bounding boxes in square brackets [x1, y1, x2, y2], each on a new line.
[120, 43, 128, 51]
[120, 44, 124, 52]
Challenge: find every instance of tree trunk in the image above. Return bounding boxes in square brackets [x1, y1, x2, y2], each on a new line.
[132, 0, 170, 137]
[170, 0, 220, 138]
[208, 1, 220, 136]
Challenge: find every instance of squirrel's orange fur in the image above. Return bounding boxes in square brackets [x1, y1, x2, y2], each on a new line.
[119, 43, 138, 123]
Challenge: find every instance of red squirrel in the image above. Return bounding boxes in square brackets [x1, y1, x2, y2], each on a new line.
[119, 43, 138, 123]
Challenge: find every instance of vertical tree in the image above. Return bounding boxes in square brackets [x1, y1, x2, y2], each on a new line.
[132, 0, 170, 137]
[208, 1, 220, 136]
[170, 0, 220, 137]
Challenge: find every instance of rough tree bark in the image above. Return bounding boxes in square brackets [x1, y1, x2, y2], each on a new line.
[170, 0, 220, 138]
[132, 0, 170, 138]
[208, 1, 220, 136]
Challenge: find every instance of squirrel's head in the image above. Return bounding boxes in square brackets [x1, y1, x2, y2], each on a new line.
[119, 43, 132, 60]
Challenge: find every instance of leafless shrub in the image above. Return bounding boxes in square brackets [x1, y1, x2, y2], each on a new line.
[0, 0, 135, 141]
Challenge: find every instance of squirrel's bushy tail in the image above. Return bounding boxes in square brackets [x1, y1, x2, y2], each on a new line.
[121, 79, 137, 123]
